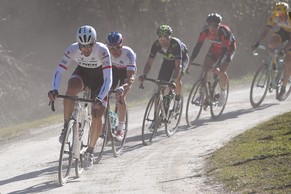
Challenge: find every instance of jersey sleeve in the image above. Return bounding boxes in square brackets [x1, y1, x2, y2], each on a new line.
[149, 40, 160, 58]
[96, 47, 112, 100]
[51, 45, 75, 90]
[266, 14, 276, 27]
[126, 49, 137, 72]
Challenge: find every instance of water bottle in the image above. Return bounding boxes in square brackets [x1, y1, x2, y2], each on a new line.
[109, 110, 118, 129]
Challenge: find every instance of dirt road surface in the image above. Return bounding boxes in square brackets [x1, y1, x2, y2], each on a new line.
[1, 86, 291, 194]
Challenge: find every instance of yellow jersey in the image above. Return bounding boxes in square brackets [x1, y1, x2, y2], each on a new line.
[267, 12, 291, 32]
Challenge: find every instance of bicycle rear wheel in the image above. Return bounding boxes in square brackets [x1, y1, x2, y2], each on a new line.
[186, 79, 203, 126]
[112, 110, 128, 157]
[210, 79, 229, 119]
[93, 112, 108, 164]
[250, 64, 270, 108]
[58, 119, 74, 186]
[165, 96, 183, 137]
[141, 95, 158, 146]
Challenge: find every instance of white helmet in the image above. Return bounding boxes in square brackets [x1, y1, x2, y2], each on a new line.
[76, 25, 97, 45]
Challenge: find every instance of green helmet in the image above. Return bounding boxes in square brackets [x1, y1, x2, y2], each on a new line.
[157, 25, 173, 37]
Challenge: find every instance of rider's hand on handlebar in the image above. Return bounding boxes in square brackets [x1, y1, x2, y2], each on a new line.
[93, 97, 103, 109]
[170, 79, 176, 89]
[116, 86, 124, 97]
[48, 90, 58, 101]
[251, 41, 260, 50]
[139, 74, 147, 82]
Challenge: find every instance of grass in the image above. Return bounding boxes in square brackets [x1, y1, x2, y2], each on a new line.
[0, 114, 63, 140]
[206, 111, 291, 194]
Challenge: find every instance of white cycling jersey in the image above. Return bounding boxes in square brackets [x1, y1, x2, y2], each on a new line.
[51, 42, 112, 100]
[111, 46, 137, 71]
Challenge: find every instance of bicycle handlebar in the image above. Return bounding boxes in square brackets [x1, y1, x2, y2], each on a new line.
[139, 77, 175, 89]
[252, 44, 267, 56]
[49, 95, 93, 112]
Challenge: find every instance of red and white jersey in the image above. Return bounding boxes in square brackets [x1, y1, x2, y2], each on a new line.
[51, 42, 112, 100]
[111, 46, 137, 72]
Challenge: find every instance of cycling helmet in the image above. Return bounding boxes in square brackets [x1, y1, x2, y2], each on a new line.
[157, 25, 173, 37]
[206, 13, 222, 24]
[106, 32, 123, 47]
[76, 25, 97, 45]
[274, 2, 289, 15]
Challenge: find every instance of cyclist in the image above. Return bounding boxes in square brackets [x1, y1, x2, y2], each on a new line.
[187, 13, 236, 107]
[48, 25, 112, 169]
[252, 2, 291, 101]
[106, 31, 137, 141]
[139, 25, 189, 127]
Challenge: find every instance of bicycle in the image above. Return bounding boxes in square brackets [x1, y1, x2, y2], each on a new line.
[140, 77, 183, 146]
[186, 63, 229, 127]
[99, 90, 128, 157]
[50, 88, 95, 186]
[250, 44, 291, 108]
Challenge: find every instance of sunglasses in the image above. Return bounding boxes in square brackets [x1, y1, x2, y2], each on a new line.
[108, 45, 121, 51]
[79, 43, 94, 49]
[275, 12, 285, 17]
[208, 23, 219, 28]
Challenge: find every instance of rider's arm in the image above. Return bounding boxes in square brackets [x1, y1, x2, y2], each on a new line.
[256, 25, 272, 44]
[172, 59, 182, 80]
[189, 29, 207, 64]
[51, 45, 75, 90]
[123, 50, 137, 92]
[143, 57, 154, 76]
[97, 48, 112, 100]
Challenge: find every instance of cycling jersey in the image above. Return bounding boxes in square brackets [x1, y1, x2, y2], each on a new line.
[111, 46, 137, 89]
[149, 37, 189, 81]
[267, 12, 291, 32]
[51, 42, 112, 100]
[190, 24, 236, 62]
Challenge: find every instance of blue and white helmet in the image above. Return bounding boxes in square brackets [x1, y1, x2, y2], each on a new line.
[106, 32, 123, 47]
[76, 25, 97, 45]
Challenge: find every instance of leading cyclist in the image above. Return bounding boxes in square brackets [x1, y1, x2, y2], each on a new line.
[187, 13, 236, 107]
[252, 2, 291, 101]
[139, 25, 189, 114]
[105, 31, 137, 141]
[48, 25, 112, 169]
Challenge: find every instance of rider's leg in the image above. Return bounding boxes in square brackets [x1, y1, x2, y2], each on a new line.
[88, 106, 105, 150]
[217, 61, 229, 90]
[117, 95, 126, 131]
[64, 76, 83, 124]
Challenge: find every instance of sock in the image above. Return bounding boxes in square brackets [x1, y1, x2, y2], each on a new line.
[175, 95, 180, 101]
[118, 122, 125, 131]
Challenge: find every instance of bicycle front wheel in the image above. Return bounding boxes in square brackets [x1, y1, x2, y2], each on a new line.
[186, 79, 203, 126]
[58, 119, 74, 186]
[75, 118, 91, 177]
[93, 112, 108, 164]
[112, 110, 128, 157]
[165, 96, 183, 137]
[141, 95, 157, 146]
[250, 64, 270, 108]
[210, 79, 229, 119]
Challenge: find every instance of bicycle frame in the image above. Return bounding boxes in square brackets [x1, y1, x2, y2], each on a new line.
[51, 88, 93, 185]
[141, 77, 182, 145]
[250, 45, 287, 108]
[186, 63, 229, 126]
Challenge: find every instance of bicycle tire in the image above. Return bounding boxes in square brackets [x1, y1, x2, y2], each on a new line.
[141, 95, 157, 146]
[93, 111, 108, 164]
[250, 64, 270, 108]
[75, 118, 90, 177]
[112, 110, 128, 157]
[210, 78, 229, 119]
[58, 119, 74, 186]
[186, 79, 204, 126]
[165, 96, 183, 137]
[275, 70, 291, 101]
